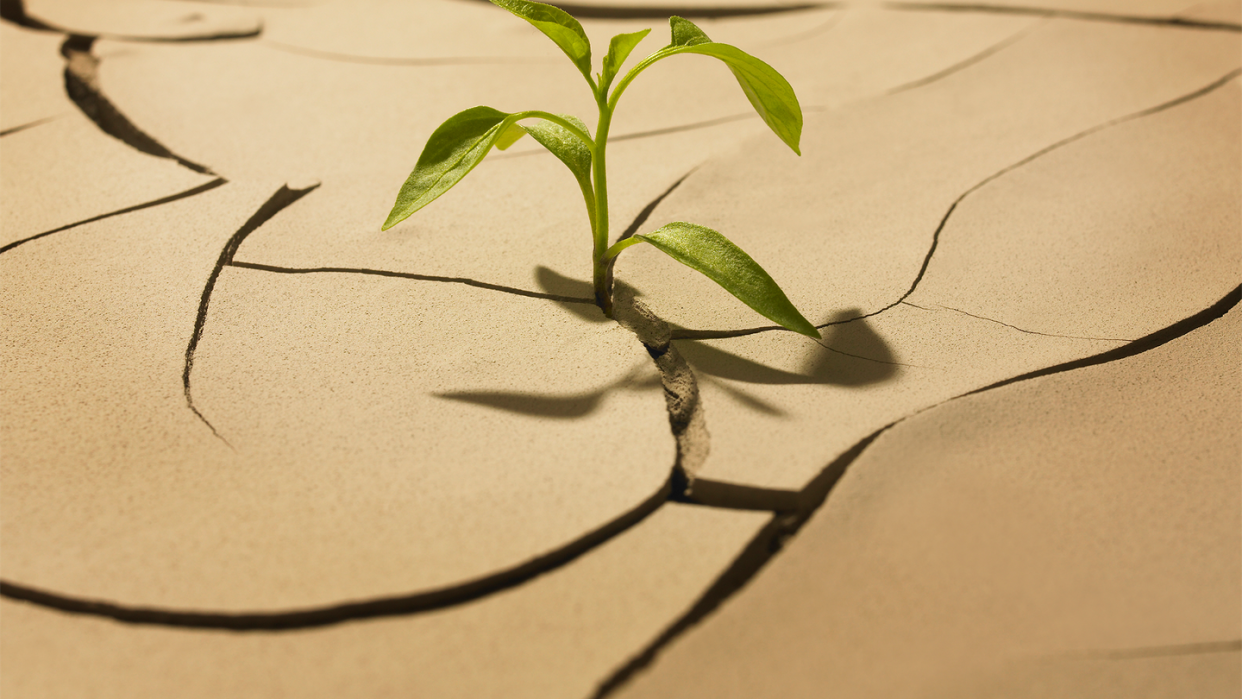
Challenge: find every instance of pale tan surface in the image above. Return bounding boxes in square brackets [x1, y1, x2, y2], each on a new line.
[619, 295, 1242, 699]
[1, 179, 675, 608]
[1, 0, 1239, 697]
[0, 114, 212, 245]
[0, 23, 70, 131]
[1, 506, 770, 699]
[25, 0, 261, 40]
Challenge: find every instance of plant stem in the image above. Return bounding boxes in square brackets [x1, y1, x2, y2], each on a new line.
[592, 91, 614, 317]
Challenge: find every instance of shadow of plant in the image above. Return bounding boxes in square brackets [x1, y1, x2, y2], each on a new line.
[438, 263, 900, 420]
[678, 309, 899, 387]
[436, 362, 662, 419]
[534, 265, 638, 324]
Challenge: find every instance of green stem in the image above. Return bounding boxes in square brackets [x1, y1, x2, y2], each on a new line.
[602, 236, 644, 261]
[592, 93, 614, 316]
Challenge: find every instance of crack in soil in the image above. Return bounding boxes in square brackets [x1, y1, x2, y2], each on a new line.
[261, 39, 559, 66]
[590, 281, 1242, 698]
[671, 67, 1242, 341]
[0, 115, 62, 137]
[1059, 638, 1242, 660]
[880, 17, 1044, 97]
[0, 177, 227, 255]
[183, 182, 321, 444]
[228, 261, 595, 305]
[884, 1, 1242, 32]
[61, 34, 217, 175]
[902, 301, 1135, 342]
[0, 476, 674, 630]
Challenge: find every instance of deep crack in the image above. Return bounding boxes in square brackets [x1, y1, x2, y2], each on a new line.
[591, 282, 1242, 699]
[0, 0, 57, 31]
[0, 476, 673, 630]
[61, 35, 217, 175]
[184, 182, 320, 444]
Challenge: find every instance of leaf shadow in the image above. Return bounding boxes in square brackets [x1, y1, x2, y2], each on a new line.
[435, 362, 662, 419]
[678, 309, 900, 388]
[534, 265, 640, 324]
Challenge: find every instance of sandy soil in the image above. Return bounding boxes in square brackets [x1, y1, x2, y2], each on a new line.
[1, 1, 1238, 697]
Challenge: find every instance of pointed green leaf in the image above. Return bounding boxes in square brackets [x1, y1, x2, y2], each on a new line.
[602, 28, 650, 87]
[524, 115, 596, 236]
[495, 121, 527, 151]
[635, 222, 820, 338]
[383, 106, 516, 230]
[523, 116, 592, 188]
[633, 17, 802, 154]
[669, 16, 710, 47]
[490, 0, 592, 79]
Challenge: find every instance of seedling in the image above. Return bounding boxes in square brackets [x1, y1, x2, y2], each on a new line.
[383, 0, 820, 338]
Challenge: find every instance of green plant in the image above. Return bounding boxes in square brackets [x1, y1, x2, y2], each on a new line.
[382, 0, 820, 338]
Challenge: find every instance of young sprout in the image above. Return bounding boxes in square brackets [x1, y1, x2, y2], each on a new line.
[383, 0, 820, 339]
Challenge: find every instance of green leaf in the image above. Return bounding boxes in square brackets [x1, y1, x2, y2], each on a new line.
[635, 222, 820, 338]
[602, 28, 650, 87]
[383, 106, 516, 231]
[525, 115, 596, 237]
[523, 115, 592, 188]
[495, 121, 527, 151]
[654, 17, 802, 154]
[490, 0, 592, 80]
[669, 16, 710, 47]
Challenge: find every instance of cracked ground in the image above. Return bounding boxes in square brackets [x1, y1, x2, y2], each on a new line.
[1, 0, 1239, 697]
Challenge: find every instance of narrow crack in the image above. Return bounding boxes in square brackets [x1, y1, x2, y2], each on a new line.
[228, 261, 594, 306]
[0, 476, 673, 630]
[903, 301, 1135, 342]
[757, 7, 846, 47]
[0, 115, 62, 137]
[262, 40, 558, 66]
[229, 166, 697, 310]
[590, 283, 1240, 697]
[184, 182, 320, 444]
[1063, 638, 1242, 660]
[880, 18, 1043, 96]
[0, 187, 713, 629]
[815, 338, 923, 367]
[606, 168, 699, 298]
[670, 67, 1242, 341]
[61, 35, 217, 175]
[883, 1, 1242, 31]
[0, 178, 227, 255]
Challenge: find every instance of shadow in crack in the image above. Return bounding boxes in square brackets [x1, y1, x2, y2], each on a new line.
[435, 362, 662, 419]
[534, 265, 641, 324]
[678, 308, 899, 388]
